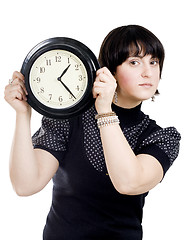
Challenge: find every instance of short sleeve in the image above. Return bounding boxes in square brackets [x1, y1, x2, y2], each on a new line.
[136, 127, 181, 175]
[32, 117, 70, 161]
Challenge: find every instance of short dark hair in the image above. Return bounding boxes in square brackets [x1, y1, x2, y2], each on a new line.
[98, 25, 165, 78]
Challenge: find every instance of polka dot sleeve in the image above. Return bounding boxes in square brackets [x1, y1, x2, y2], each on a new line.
[136, 127, 181, 174]
[32, 117, 70, 152]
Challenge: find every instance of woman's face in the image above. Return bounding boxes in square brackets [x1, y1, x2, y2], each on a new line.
[114, 54, 160, 107]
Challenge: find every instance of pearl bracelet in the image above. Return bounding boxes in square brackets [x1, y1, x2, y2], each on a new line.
[97, 115, 120, 128]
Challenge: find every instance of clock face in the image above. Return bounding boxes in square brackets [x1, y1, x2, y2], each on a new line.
[29, 49, 88, 109]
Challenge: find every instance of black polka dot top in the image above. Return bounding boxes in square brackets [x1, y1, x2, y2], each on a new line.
[32, 103, 181, 240]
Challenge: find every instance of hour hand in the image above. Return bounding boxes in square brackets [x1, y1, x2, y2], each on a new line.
[57, 64, 71, 81]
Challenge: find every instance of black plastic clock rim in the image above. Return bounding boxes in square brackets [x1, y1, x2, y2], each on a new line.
[21, 37, 100, 119]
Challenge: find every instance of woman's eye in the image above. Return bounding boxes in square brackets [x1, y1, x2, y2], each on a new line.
[130, 61, 139, 66]
[150, 60, 159, 65]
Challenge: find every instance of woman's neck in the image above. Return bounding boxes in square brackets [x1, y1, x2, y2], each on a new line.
[113, 94, 142, 109]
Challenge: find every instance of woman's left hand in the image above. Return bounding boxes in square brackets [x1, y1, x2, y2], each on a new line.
[92, 67, 117, 114]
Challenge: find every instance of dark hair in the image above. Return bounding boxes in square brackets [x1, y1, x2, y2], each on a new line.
[98, 25, 165, 78]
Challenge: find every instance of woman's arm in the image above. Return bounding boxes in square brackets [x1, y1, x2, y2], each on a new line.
[100, 124, 163, 195]
[93, 67, 163, 195]
[5, 71, 59, 196]
[10, 113, 59, 196]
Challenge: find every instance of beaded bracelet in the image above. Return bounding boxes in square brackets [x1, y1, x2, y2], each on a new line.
[97, 115, 120, 128]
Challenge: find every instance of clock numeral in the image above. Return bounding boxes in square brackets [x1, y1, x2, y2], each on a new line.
[40, 67, 45, 73]
[38, 87, 44, 94]
[49, 94, 52, 100]
[59, 96, 63, 102]
[69, 94, 75, 100]
[76, 85, 80, 91]
[55, 56, 61, 62]
[46, 59, 51, 66]
[40, 87, 44, 93]
[68, 58, 70, 64]
[36, 77, 41, 83]
[75, 64, 79, 70]
[79, 75, 83, 81]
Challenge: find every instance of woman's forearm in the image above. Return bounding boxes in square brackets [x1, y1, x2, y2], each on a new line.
[100, 124, 143, 194]
[9, 113, 39, 195]
[5, 71, 58, 196]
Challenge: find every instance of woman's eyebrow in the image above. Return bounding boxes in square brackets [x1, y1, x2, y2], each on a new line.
[129, 55, 143, 58]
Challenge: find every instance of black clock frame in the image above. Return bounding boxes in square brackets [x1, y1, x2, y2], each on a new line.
[21, 37, 100, 119]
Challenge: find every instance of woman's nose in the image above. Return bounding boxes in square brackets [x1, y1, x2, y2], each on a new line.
[141, 64, 152, 78]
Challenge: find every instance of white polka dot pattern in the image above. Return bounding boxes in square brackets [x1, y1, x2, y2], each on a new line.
[138, 127, 181, 165]
[82, 106, 181, 172]
[82, 106, 151, 172]
[122, 116, 150, 149]
[32, 107, 181, 172]
[82, 107, 105, 172]
[32, 117, 70, 151]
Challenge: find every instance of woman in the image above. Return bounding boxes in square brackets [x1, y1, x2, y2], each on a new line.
[4, 25, 181, 240]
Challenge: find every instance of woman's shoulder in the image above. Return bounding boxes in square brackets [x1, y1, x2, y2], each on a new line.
[144, 114, 181, 141]
[136, 114, 181, 171]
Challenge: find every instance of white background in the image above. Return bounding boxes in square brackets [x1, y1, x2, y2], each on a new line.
[0, 0, 191, 239]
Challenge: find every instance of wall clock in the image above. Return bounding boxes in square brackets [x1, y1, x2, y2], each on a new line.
[21, 37, 100, 119]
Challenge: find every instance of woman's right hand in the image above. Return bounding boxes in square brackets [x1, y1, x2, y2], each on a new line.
[4, 71, 31, 116]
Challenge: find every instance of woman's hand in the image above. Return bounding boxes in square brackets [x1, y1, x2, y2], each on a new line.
[4, 71, 31, 116]
[93, 67, 117, 114]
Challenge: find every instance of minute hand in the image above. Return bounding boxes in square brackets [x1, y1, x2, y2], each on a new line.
[58, 79, 76, 99]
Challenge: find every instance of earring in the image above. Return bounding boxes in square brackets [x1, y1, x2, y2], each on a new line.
[151, 95, 155, 102]
[152, 89, 160, 101]
[114, 91, 118, 103]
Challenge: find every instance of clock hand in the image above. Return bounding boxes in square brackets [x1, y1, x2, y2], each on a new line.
[57, 64, 71, 81]
[58, 79, 76, 99]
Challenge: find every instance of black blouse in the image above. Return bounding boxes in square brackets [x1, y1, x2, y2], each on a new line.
[32, 103, 181, 240]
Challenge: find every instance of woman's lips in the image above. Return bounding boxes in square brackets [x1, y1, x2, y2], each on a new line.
[139, 83, 153, 88]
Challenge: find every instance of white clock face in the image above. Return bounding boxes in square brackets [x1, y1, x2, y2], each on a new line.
[29, 49, 88, 109]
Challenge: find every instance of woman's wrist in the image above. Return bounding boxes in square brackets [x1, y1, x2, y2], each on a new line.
[96, 106, 113, 115]
[16, 110, 31, 123]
